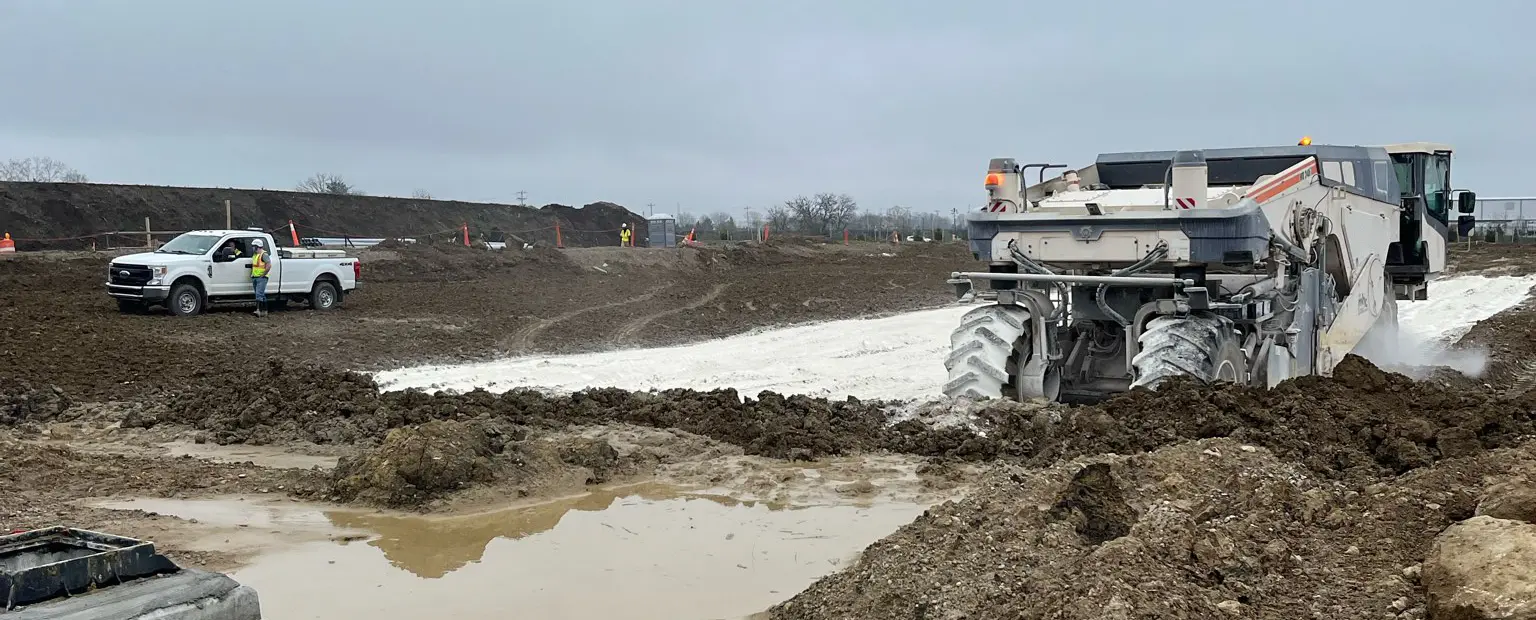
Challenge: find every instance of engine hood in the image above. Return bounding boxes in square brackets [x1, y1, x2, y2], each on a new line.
[109, 251, 207, 266]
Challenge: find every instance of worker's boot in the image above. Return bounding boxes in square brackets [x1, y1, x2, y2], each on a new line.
[254, 302, 266, 317]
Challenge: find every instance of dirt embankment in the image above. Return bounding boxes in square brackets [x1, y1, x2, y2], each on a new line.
[41, 353, 1522, 509]
[12, 348, 1511, 518]
[773, 437, 1536, 620]
[0, 240, 968, 401]
[0, 180, 645, 249]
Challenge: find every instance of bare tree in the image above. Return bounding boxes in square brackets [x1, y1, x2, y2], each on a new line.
[296, 173, 361, 195]
[784, 193, 859, 234]
[0, 156, 88, 182]
[765, 205, 793, 232]
[828, 193, 858, 232]
[411, 189, 433, 199]
[887, 205, 913, 231]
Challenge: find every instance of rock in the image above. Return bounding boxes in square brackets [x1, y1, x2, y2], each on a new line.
[1423, 516, 1536, 620]
[1477, 477, 1536, 525]
[1215, 600, 1244, 615]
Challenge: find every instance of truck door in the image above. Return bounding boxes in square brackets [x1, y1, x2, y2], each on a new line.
[208, 236, 263, 296]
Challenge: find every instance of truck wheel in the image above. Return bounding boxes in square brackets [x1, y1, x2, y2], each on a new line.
[116, 299, 146, 314]
[167, 283, 203, 317]
[309, 281, 339, 311]
[1131, 313, 1246, 389]
[942, 304, 1033, 400]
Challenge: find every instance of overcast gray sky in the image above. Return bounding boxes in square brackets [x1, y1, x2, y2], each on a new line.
[1, 0, 1529, 217]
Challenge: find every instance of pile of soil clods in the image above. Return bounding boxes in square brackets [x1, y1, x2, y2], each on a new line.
[157, 355, 1534, 481]
[330, 419, 502, 507]
[968, 354, 1534, 478]
[772, 438, 1536, 620]
[0, 379, 70, 426]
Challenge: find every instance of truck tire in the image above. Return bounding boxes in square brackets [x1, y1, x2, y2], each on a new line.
[166, 283, 203, 317]
[116, 299, 146, 314]
[309, 280, 339, 311]
[942, 304, 1032, 400]
[1131, 313, 1245, 389]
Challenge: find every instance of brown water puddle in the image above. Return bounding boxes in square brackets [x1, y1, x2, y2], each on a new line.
[108, 483, 930, 619]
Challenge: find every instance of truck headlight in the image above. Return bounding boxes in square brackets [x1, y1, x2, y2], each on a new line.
[148, 266, 168, 285]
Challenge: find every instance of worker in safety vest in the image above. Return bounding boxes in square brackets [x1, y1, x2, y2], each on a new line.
[250, 239, 270, 317]
[619, 223, 632, 247]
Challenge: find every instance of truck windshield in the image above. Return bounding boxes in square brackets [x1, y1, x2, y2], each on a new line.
[154, 233, 222, 255]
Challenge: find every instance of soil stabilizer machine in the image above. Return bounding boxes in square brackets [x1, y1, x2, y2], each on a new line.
[945, 141, 1475, 403]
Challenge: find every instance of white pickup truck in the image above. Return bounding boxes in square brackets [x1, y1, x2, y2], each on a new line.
[106, 229, 360, 316]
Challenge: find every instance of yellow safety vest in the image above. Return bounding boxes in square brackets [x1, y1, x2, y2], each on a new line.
[251, 251, 269, 278]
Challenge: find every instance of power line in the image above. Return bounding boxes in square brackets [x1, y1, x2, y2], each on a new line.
[514, 190, 528, 206]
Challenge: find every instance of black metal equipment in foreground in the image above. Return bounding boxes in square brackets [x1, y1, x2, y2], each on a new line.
[0, 527, 178, 611]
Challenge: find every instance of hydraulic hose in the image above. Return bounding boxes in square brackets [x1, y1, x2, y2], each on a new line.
[1006, 239, 1070, 321]
[1096, 241, 1169, 326]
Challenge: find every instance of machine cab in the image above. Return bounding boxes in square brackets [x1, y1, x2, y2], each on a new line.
[1383, 142, 1475, 299]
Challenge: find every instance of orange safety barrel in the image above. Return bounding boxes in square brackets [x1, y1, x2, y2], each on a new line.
[0, 232, 14, 253]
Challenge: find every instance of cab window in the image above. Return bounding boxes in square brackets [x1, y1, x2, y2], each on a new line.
[1424, 154, 1450, 221]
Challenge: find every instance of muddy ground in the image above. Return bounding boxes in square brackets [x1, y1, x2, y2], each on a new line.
[0, 239, 964, 401]
[3, 240, 1536, 617]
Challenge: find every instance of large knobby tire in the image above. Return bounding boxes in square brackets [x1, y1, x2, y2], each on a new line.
[309, 280, 339, 311]
[942, 304, 1031, 400]
[1131, 313, 1246, 390]
[166, 282, 203, 317]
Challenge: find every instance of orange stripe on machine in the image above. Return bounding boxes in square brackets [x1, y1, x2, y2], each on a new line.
[1248, 157, 1318, 204]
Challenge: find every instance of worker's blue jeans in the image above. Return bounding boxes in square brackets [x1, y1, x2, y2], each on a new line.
[252, 276, 268, 302]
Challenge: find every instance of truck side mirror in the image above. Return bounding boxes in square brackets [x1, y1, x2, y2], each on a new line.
[213, 247, 235, 262]
[1458, 215, 1477, 237]
[1457, 191, 1477, 214]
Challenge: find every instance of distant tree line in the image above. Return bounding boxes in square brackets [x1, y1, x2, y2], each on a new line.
[675, 193, 962, 240]
[0, 156, 88, 182]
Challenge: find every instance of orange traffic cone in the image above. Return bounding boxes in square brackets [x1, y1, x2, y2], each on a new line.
[0, 233, 14, 253]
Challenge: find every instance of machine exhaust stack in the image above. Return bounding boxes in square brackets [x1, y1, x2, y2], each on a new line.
[1169, 150, 1208, 210]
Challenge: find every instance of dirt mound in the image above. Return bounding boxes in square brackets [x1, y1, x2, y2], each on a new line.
[151, 355, 1532, 484]
[157, 360, 902, 457]
[330, 419, 502, 507]
[0, 181, 643, 250]
[952, 354, 1530, 479]
[0, 380, 70, 425]
[162, 359, 389, 445]
[773, 438, 1536, 620]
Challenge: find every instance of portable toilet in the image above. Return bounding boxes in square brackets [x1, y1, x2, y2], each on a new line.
[647, 213, 677, 248]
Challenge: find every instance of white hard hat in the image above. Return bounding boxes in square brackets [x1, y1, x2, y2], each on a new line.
[251, 239, 264, 247]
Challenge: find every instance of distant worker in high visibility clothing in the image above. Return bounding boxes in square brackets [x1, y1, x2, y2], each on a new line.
[250, 238, 270, 317]
[619, 223, 632, 247]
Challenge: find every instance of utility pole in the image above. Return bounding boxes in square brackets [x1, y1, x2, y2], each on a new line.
[515, 190, 528, 206]
[647, 202, 655, 217]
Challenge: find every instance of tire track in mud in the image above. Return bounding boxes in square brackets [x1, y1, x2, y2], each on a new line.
[612, 283, 730, 343]
[502, 291, 662, 352]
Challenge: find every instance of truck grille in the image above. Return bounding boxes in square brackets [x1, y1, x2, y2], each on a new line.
[109, 264, 153, 286]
